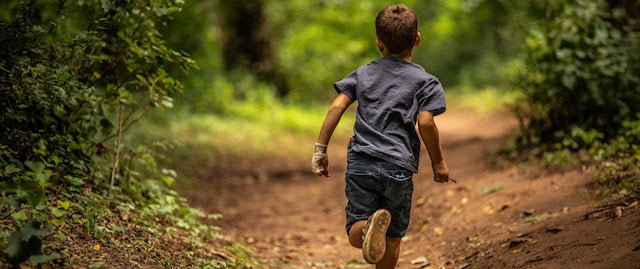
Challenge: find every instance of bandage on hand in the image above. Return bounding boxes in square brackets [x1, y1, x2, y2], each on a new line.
[311, 143, 329, 176]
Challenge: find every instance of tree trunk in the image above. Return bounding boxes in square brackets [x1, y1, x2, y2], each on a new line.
[220, 0, 289, 96]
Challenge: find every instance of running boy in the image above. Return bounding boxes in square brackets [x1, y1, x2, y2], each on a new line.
[311, 4, 451, 268]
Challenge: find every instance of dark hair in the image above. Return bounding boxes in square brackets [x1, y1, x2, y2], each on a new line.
[375, 4, 418, 54]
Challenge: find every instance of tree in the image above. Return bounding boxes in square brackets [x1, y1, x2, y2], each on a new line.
[219, 0, 289, 96]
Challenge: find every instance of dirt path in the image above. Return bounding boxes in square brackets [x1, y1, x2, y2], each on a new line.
[186, 110, 640, 268]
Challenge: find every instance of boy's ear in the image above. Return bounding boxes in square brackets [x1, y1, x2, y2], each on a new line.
[376, 38, 386, 53]
[414, 32, 421, 47]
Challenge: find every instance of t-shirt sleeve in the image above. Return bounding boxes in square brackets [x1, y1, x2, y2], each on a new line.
[417, 78, 446, 116]
[333, 69, 358, 100]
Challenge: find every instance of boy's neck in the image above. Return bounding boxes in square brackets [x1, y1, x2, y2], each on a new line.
[384, 51, 412, 62]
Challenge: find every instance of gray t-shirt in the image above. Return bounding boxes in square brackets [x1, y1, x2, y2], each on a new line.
[334, 55, 446, 172]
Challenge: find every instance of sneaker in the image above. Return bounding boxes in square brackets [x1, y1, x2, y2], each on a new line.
[362, 208, 391, 264]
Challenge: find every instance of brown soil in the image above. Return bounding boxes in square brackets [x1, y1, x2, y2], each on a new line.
[185, 110, 640, 268]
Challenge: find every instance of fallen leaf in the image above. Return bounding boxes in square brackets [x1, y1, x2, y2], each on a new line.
[411, 256, 428, 265]
[433, 227, 443, 236]
[92, 244, 100, 251]
[284, 253, 297, 260]
[483, 205, 495, 215]
[614, 206, 623, 219]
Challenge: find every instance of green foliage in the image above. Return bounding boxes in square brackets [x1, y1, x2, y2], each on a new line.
[413, 0, 541, 88]
[274, 0, 380, 101]
[274, 0, 533, 100]
[539, 117, 640, 195]
[0, 0, 233, 267]
[164, 0, 535, 109]
[508, 0, 640, 195]
[590, 118, 640, 194]
[515, 0, 640, 145]
[7, 221, 60, 265]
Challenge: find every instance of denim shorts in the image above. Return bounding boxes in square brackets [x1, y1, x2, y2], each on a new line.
[345, 150, 413, 238]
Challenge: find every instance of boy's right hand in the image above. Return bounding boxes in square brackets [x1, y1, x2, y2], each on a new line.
[432, 160, 450, 183]
[312, 143, 330, 177]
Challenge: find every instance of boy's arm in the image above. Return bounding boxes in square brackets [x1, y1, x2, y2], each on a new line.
[312, 93, 353, 177]
[417, 110, 450, 183]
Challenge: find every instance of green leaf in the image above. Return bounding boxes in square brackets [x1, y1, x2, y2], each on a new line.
[26, 188, 45, 208]
[6, 195, 28, 208]
[25, 161, 52, 188]
[109, 224, 126, 233]
[8, 232, 35, 265]
[481, 185, 504, 195]
[25, 161, 45, 173]
[51, 218, 66, 227]
[56, 231, 67, 241]
[8, 221, 52, 265]
[525, 212, 551, 223]
[50, 207, 67, 218]
[58, 200, 72, 210]
[4, 164, 21, 175]
[207, 213, 223, 220]
[29, 253, 61, 264]
[160, 175, 174, 187]
[21, 222, 53, 240]
[35, 170, 53, 188]
[11, 211, 28, 222]
[66, 176, 85, 186]
[162, 168, 177, 178]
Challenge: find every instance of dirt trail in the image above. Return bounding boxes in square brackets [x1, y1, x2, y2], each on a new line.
[186, 110, 640, 268]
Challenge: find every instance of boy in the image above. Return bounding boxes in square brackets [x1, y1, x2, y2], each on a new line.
[311, 4, 451, 268]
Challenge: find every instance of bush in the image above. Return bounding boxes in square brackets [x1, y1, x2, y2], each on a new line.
[0, 1, 237, 267]
[535, 117, 640, 195]
[515, 0, 640, 146]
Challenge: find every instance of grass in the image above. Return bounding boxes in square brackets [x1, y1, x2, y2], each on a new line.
[130, 94, 357, 183]
[446, 85, 520, 114]
[128, 86, 517, 185]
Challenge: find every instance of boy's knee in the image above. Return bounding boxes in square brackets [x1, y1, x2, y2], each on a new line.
[349, 236, 363, 248]
[348, 221, 366, 248]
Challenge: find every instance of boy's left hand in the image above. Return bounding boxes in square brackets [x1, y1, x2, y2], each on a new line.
[312, 143, 330, 177]
[432, 160, 450, 183]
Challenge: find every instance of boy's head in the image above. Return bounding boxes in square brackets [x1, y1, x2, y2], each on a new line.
[375, 4, 419, 55]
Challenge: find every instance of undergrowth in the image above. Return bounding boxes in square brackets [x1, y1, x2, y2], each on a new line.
[0, 1, 251, 267]
[131, 88, 356, 183]
[0, 142, 253, 268]
[493, 116, 640, 199]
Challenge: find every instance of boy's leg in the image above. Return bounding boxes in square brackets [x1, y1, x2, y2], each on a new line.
[348, 220, 366, 248]
[347, 210, 393, 264]
[376, 237, 402, 269]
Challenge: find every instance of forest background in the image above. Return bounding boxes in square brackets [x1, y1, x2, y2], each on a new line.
[0, 0, 638, 267]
